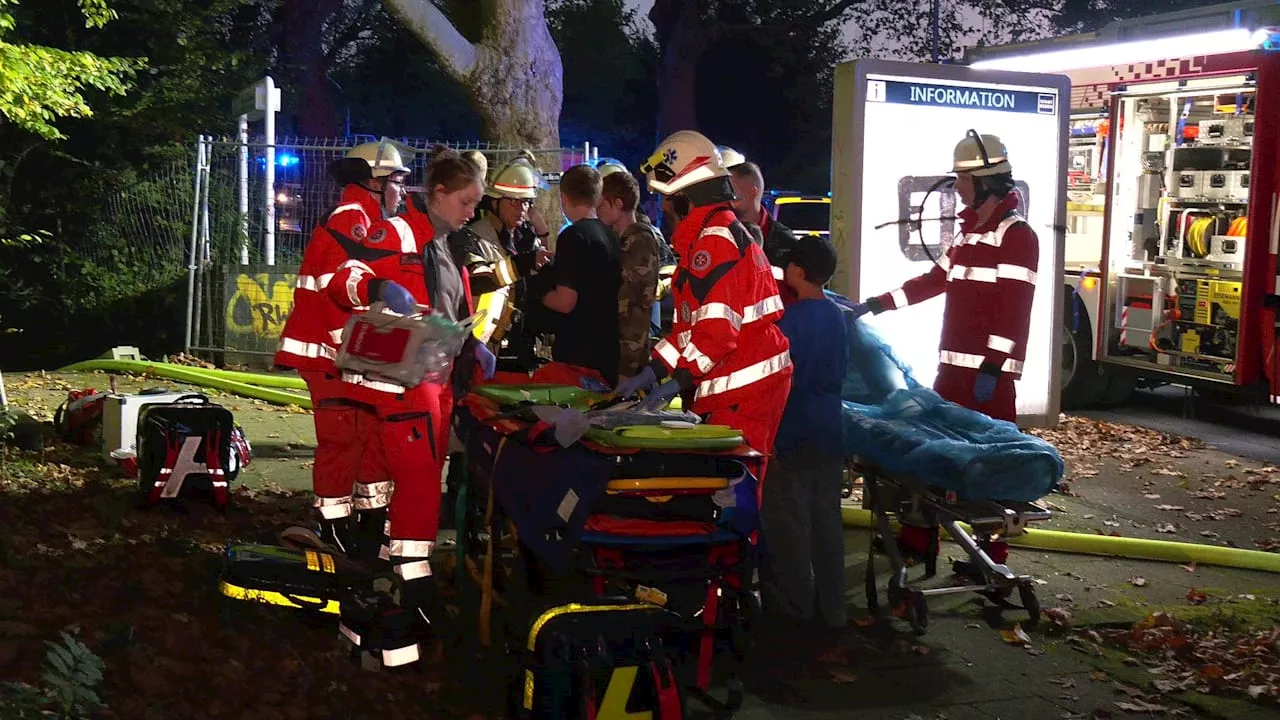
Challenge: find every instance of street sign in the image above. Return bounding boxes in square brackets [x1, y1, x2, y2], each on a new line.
[232, 78, 281, 121]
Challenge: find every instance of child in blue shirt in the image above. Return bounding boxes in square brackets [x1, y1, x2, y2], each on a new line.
[761, 235, 850, 632]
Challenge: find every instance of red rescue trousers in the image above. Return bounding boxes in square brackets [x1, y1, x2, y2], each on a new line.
[303, 372, 389, 511]
[695, 367, 792, 491]
[933, 365, 1017, 423]
[381, 382, 453, 543]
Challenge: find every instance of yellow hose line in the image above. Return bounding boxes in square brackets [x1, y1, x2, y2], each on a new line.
[841, 507, 1280, 574]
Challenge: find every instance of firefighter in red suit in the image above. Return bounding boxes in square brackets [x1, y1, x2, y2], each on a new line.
[326, 147, 493, 669]
[849, 130, 1039, 423]
[275, 141, 413, 558]
[848, 131, 1039, 573]
[618, 131, 793, 468]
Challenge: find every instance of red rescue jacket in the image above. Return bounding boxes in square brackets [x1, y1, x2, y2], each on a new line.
[869, 192, 1039, 378]
[652, 203, 791, 408]
[274, 185, 384, 376]
[327, 200, 475, 408]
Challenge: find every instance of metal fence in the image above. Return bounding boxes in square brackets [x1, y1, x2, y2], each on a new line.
[65, 160, 191, 301]
[185, 135, 597, 361]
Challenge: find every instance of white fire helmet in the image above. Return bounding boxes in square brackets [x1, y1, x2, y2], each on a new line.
[640, 130, 730, 196]
[952, 130, 1012, 177]
[345, 139, 412, 179]
[717, 146, 746, 169]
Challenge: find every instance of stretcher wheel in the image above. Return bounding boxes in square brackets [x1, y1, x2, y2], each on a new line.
[1018, 583, 1041, 628]
[864, 557, 879, 614]
[905, 591, 928, 635]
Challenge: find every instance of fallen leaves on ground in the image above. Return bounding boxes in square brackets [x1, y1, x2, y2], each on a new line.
[1031, 418, 1203, 464]
[1089, 612, 1279, 707]
[1043, 607, 1073, 627]
[0, 442, 490, 720]
[1000, 623, 1032, 646]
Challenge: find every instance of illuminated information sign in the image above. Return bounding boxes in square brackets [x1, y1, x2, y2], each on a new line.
[830, 60, 1069, 426]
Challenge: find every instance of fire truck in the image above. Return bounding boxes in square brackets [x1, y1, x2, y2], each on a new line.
[966, 1, 1280, 409]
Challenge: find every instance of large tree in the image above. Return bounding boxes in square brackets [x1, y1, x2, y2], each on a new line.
[382, 0, 563, 149]
[648, 0, 861, 139]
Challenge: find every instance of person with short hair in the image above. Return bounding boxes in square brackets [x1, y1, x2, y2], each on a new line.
[761, 234, 849, 633]
[728, 160, 794, 269]
[542, 164, 622, 385]
[598, 169, 662, 380]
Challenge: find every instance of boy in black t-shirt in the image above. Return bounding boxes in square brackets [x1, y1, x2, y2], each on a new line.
[542, 165, 622, 385]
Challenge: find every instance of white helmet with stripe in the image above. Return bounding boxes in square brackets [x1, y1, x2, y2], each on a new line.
[952, 130, 1011, 177]
[486, 153, 547, 200]
[641, 130, 730, 196]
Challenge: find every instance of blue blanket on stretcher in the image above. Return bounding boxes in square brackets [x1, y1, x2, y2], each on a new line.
[831, 298, 1063, 502]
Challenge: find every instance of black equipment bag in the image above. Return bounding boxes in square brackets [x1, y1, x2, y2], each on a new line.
[136, 394, 245, 510]
[514, 598, 685, 720]
[218, 543, 372, 615]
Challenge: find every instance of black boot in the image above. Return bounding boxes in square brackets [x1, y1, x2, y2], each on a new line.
[390, 551, 437, 623]
[318, 516, 356, 555]
[352, 508, 389, 565]
[338, 588, 422, 671]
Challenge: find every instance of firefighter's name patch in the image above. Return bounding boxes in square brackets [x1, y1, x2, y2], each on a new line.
[691, 249, 712, 272]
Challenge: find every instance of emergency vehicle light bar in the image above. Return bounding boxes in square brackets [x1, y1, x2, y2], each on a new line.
[970, 28, 1268, 73]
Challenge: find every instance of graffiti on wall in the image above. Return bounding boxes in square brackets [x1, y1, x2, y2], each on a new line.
[224, 271, 297, 339]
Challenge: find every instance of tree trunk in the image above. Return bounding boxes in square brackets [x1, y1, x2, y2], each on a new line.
[650, 0, 704, 138]
[280, 0, 342, 138]
[383, 0, 562, 150]
[383, 0, 564, 231]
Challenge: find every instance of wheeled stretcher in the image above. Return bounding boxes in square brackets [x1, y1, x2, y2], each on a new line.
[453, 384, 763, 717]
[857, 462, 1050, 633]
[840, 384, 1064, 634]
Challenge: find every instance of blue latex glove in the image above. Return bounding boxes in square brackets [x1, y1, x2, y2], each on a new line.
[473, 342, 496, 380]
[579, 376, 611, 393]
[614, 366, 658, 398]
[973, 372, 997, 403]
[380, 281, 416, 315]
[844, 302, 872, 320]
[638, 380, 682, 412]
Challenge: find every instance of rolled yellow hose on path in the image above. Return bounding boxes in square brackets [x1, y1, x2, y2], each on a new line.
[841, 507, 1280, 574]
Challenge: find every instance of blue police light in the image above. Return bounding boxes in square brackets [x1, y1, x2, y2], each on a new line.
[1256, 28, 1280, 53]
[277, 152, 299, 168]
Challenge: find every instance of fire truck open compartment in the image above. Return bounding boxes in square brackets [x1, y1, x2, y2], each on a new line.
[1099, 79, 1255, 383]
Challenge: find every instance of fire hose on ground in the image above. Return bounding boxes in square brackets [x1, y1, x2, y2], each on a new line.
[58, 359, 310, 408]
[841, 507, 1280, 573]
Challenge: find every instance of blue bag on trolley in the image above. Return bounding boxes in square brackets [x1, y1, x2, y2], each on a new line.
[830, 295, 1063, 503]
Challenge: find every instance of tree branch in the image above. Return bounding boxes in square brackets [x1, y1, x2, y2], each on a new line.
[381, 0, 477, 81]
[715, 0, 866, 39]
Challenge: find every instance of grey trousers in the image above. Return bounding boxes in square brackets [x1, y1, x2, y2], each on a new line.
[760, 447, 847, 627]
